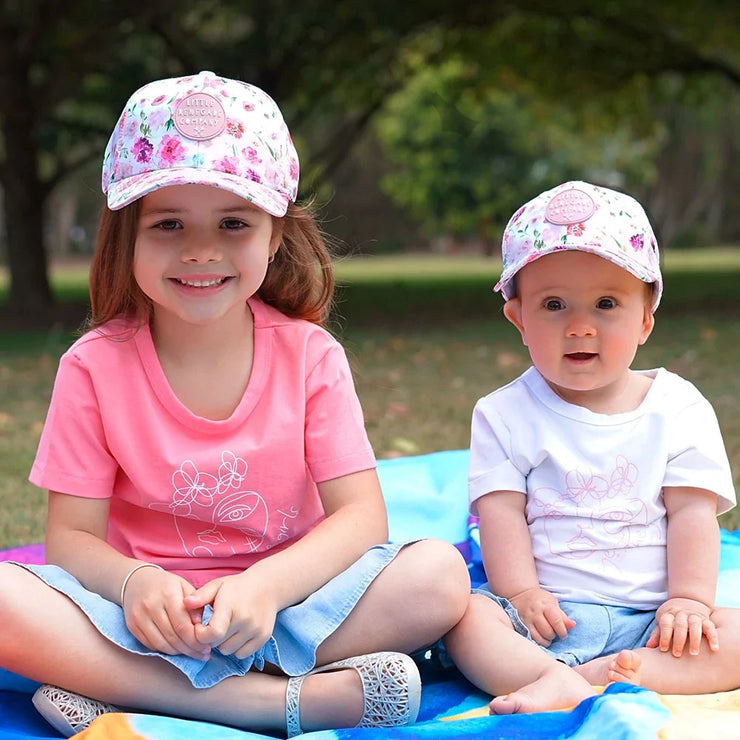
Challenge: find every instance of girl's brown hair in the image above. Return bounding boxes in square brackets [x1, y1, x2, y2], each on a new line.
[87, 200, 335, 330]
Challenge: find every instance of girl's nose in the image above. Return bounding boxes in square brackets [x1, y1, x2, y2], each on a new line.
[180, 239, 221, 263]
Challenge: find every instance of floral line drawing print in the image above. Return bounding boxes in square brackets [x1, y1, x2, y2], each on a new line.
[150, 451, 268, 557]
[531, 456, 659, 570]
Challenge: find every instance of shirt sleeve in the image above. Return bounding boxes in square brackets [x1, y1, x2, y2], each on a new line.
[29, 349, 118, 498]
[303, 341, 375, 483]
[468, 397, 528, 515]
[665, 395, 736, 514]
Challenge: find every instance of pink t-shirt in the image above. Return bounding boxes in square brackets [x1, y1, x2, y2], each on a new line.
[30, 299, 375, 587]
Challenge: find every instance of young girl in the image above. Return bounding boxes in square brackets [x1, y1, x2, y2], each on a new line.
[0, 71, 470, 737]
[444, 181, 740, 713]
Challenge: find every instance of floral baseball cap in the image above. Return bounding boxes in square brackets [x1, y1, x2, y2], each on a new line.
[102, 71, 299, 217]
[495, 181, 662, 311]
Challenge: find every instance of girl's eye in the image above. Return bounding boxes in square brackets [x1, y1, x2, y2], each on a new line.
[544, 298, 565, 311]
[154, 219, 181, 231]
[596, 297, 617, 309]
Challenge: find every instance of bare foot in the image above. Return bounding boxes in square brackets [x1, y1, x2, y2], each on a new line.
[606, 649, 642, 685]
[575, 650, 642, 687]
[489, 663, 595, 715]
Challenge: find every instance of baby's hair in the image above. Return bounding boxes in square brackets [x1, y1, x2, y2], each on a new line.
[86, 199, 335, 330]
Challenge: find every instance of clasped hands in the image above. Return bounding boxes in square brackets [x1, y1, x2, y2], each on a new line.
[511, 588, 719, 657]
[121, 566, 277, 661]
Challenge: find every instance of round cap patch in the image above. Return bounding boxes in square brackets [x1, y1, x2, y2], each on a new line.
[173, 92, 226, 141]
[544, 188, 596, 225]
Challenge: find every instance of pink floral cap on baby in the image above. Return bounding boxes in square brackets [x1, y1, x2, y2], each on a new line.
[102, 71, 299, 217]
[495, 181, 662, 311]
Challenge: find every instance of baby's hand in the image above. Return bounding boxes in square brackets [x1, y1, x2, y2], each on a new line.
[122, 566, 210, 660]
[509, 587, 575, 647]
[646, 597, 718, 656]
[185, 571, 278, 659]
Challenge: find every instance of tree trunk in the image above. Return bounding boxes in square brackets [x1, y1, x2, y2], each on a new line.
[2, 161, 52, 318]
[0, 21, 53, 319]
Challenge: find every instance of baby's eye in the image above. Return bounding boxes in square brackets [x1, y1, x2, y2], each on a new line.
[596, 297, 617, 309]
[544, 298, 565, 311]
[221, 218, 247, 230]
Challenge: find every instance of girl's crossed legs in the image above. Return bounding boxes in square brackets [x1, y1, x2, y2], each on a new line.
[0, 539, 470, 734]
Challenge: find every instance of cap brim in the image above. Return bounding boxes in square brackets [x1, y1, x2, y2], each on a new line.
[105, 167, 290, 217]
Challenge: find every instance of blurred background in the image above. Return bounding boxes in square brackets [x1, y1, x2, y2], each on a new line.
[0, 1, 738, 546]
[0, 0, 738, 322]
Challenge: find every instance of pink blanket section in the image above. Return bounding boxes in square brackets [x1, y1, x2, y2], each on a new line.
[0, 544, 45, 564]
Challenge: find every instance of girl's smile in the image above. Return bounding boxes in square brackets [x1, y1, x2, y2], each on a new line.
[171, 275, 233, 289]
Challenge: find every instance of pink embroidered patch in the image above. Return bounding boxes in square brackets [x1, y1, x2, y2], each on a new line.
[174, 92, 226, 140]
[544, 188, 596, 225]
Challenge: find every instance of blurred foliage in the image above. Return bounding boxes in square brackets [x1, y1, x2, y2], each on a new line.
[374, 22, 739, 247]
[375, 50, 661, 246]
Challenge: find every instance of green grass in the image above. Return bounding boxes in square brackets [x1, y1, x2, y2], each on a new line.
[0, 249, 738, 548]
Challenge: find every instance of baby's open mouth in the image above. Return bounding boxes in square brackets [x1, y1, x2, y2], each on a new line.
[566, 352, 597, 360]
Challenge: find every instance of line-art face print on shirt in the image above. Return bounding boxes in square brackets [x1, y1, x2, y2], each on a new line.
[529, 455, 663, 572]
[150, 450, 298, 557]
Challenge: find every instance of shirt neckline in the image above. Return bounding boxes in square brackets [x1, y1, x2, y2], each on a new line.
[523, 366, 663, 425]
[134, 297, 270, 432]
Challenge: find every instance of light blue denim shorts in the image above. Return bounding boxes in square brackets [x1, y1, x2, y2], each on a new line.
[15, 541, 406, 688]
[474, 584, 657, 667]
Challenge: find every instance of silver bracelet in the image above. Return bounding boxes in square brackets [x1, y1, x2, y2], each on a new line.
[120, 562, 163, 605]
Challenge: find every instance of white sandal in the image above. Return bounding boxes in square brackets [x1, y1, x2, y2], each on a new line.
[32, 684, 119, 737]
[285, 651, 421, 737]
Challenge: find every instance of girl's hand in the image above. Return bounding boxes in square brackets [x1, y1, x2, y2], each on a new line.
[646, 597, 718, 656]
[184, 571, 279, 659]
[510, 586, 575, 646]
[122, 566, 210, 661]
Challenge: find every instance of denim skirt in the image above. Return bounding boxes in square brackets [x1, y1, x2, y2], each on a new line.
[15, 541, 405, 688]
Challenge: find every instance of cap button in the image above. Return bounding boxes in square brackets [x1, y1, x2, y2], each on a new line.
[545, 187, 596, 225]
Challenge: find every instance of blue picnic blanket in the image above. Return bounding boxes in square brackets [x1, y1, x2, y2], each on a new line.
[2, 449, 740, 738]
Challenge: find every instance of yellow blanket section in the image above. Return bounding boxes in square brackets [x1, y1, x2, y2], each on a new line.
[658, 688, 740, 740]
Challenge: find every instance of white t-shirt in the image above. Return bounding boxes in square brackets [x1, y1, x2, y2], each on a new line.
[469, 367, 736, 609]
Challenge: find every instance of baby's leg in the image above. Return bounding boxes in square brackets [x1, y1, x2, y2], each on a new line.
[443, 593, 596, 714]
[0, 564, 379, 733]
[578, 607, 740, 694]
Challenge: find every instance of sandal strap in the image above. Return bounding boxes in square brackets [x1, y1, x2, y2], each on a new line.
[285, 675, 305, 738]
[284, 651, 420, 736]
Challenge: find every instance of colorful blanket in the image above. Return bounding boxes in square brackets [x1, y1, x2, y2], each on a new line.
[2, 449, 740, 739]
